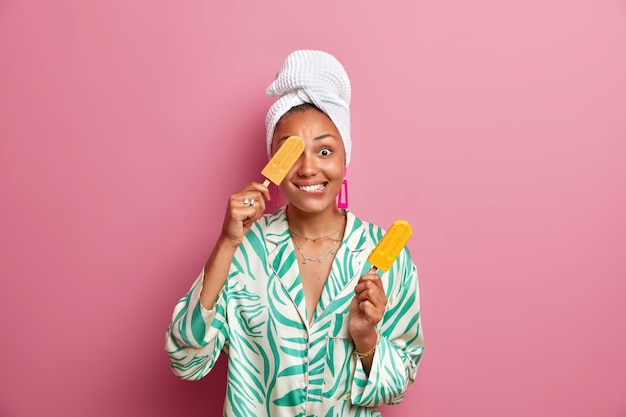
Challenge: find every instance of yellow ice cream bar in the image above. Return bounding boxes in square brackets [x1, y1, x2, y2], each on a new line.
[261, 136, 305, 186]
[368, 220, 413, 272]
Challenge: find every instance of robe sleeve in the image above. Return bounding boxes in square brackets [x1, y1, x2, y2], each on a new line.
[164, 269, 230, 380]
[350, 248, 425, 405]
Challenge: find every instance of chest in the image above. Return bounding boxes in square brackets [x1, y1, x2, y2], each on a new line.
[290, 235, 344, 322]
[297, 258, 334, 323]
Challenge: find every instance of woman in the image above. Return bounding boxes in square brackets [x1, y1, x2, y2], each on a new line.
[165, 50, 424, 416]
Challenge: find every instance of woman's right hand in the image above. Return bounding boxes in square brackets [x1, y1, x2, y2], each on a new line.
[219, 182, 271, 248]
[200, 182, 270, 310]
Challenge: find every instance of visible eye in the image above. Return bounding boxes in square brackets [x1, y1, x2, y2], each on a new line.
[318, 148, 332, 157]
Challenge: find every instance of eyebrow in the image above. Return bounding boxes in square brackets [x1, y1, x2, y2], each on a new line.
[277, 133, 337, 143]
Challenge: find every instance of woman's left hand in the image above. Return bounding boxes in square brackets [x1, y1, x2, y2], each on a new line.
[349, 270, 387, 341]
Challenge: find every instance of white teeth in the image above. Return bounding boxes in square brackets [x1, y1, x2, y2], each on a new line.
[299, 184, 326, 192]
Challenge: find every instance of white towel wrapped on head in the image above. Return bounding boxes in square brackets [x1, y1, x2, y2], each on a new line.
[265, 50, 352, 165]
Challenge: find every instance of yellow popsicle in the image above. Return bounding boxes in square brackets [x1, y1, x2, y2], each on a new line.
[367, 220, 413, 272]
[261, 136, 305, 187]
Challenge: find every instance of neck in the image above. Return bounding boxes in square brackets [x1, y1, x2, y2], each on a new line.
[286, 205, 345, 237]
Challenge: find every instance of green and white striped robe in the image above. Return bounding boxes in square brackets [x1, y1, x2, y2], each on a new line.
[166, 208, 424, 416]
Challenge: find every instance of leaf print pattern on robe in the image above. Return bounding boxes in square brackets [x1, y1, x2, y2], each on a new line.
[165, 208, 424, 416]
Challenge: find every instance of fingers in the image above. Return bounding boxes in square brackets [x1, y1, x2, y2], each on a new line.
[241, 182, 272, 202]
[229, 182, 270, 218]
[234, 194, 263, 223]
[227, 195, 260, 221]
[362, 270, 385, 291]
[353, 273, 387, 324]
[221, 183, 271, 244]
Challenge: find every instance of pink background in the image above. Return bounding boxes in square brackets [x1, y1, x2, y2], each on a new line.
[1, 1, 625, 416]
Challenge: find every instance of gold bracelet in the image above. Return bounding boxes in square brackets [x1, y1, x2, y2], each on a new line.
[353, 330, 380, 359]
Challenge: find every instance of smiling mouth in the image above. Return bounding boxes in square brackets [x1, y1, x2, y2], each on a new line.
[297, 183, 327, 192]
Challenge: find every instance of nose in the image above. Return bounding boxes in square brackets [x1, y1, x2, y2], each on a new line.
[296, 151, 318, 177]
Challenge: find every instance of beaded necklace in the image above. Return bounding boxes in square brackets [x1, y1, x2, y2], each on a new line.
[288, 216, 345, 264]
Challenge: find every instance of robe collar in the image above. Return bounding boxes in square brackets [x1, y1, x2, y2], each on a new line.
[264, 207, 369, 326]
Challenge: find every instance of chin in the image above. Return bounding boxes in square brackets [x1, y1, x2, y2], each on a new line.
[288, 199, 338, 215]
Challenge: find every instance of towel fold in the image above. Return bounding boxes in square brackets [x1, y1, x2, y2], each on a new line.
[265, 50, 352, 165]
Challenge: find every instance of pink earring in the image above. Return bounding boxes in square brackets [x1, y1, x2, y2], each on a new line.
[338, 168, 349, 209]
